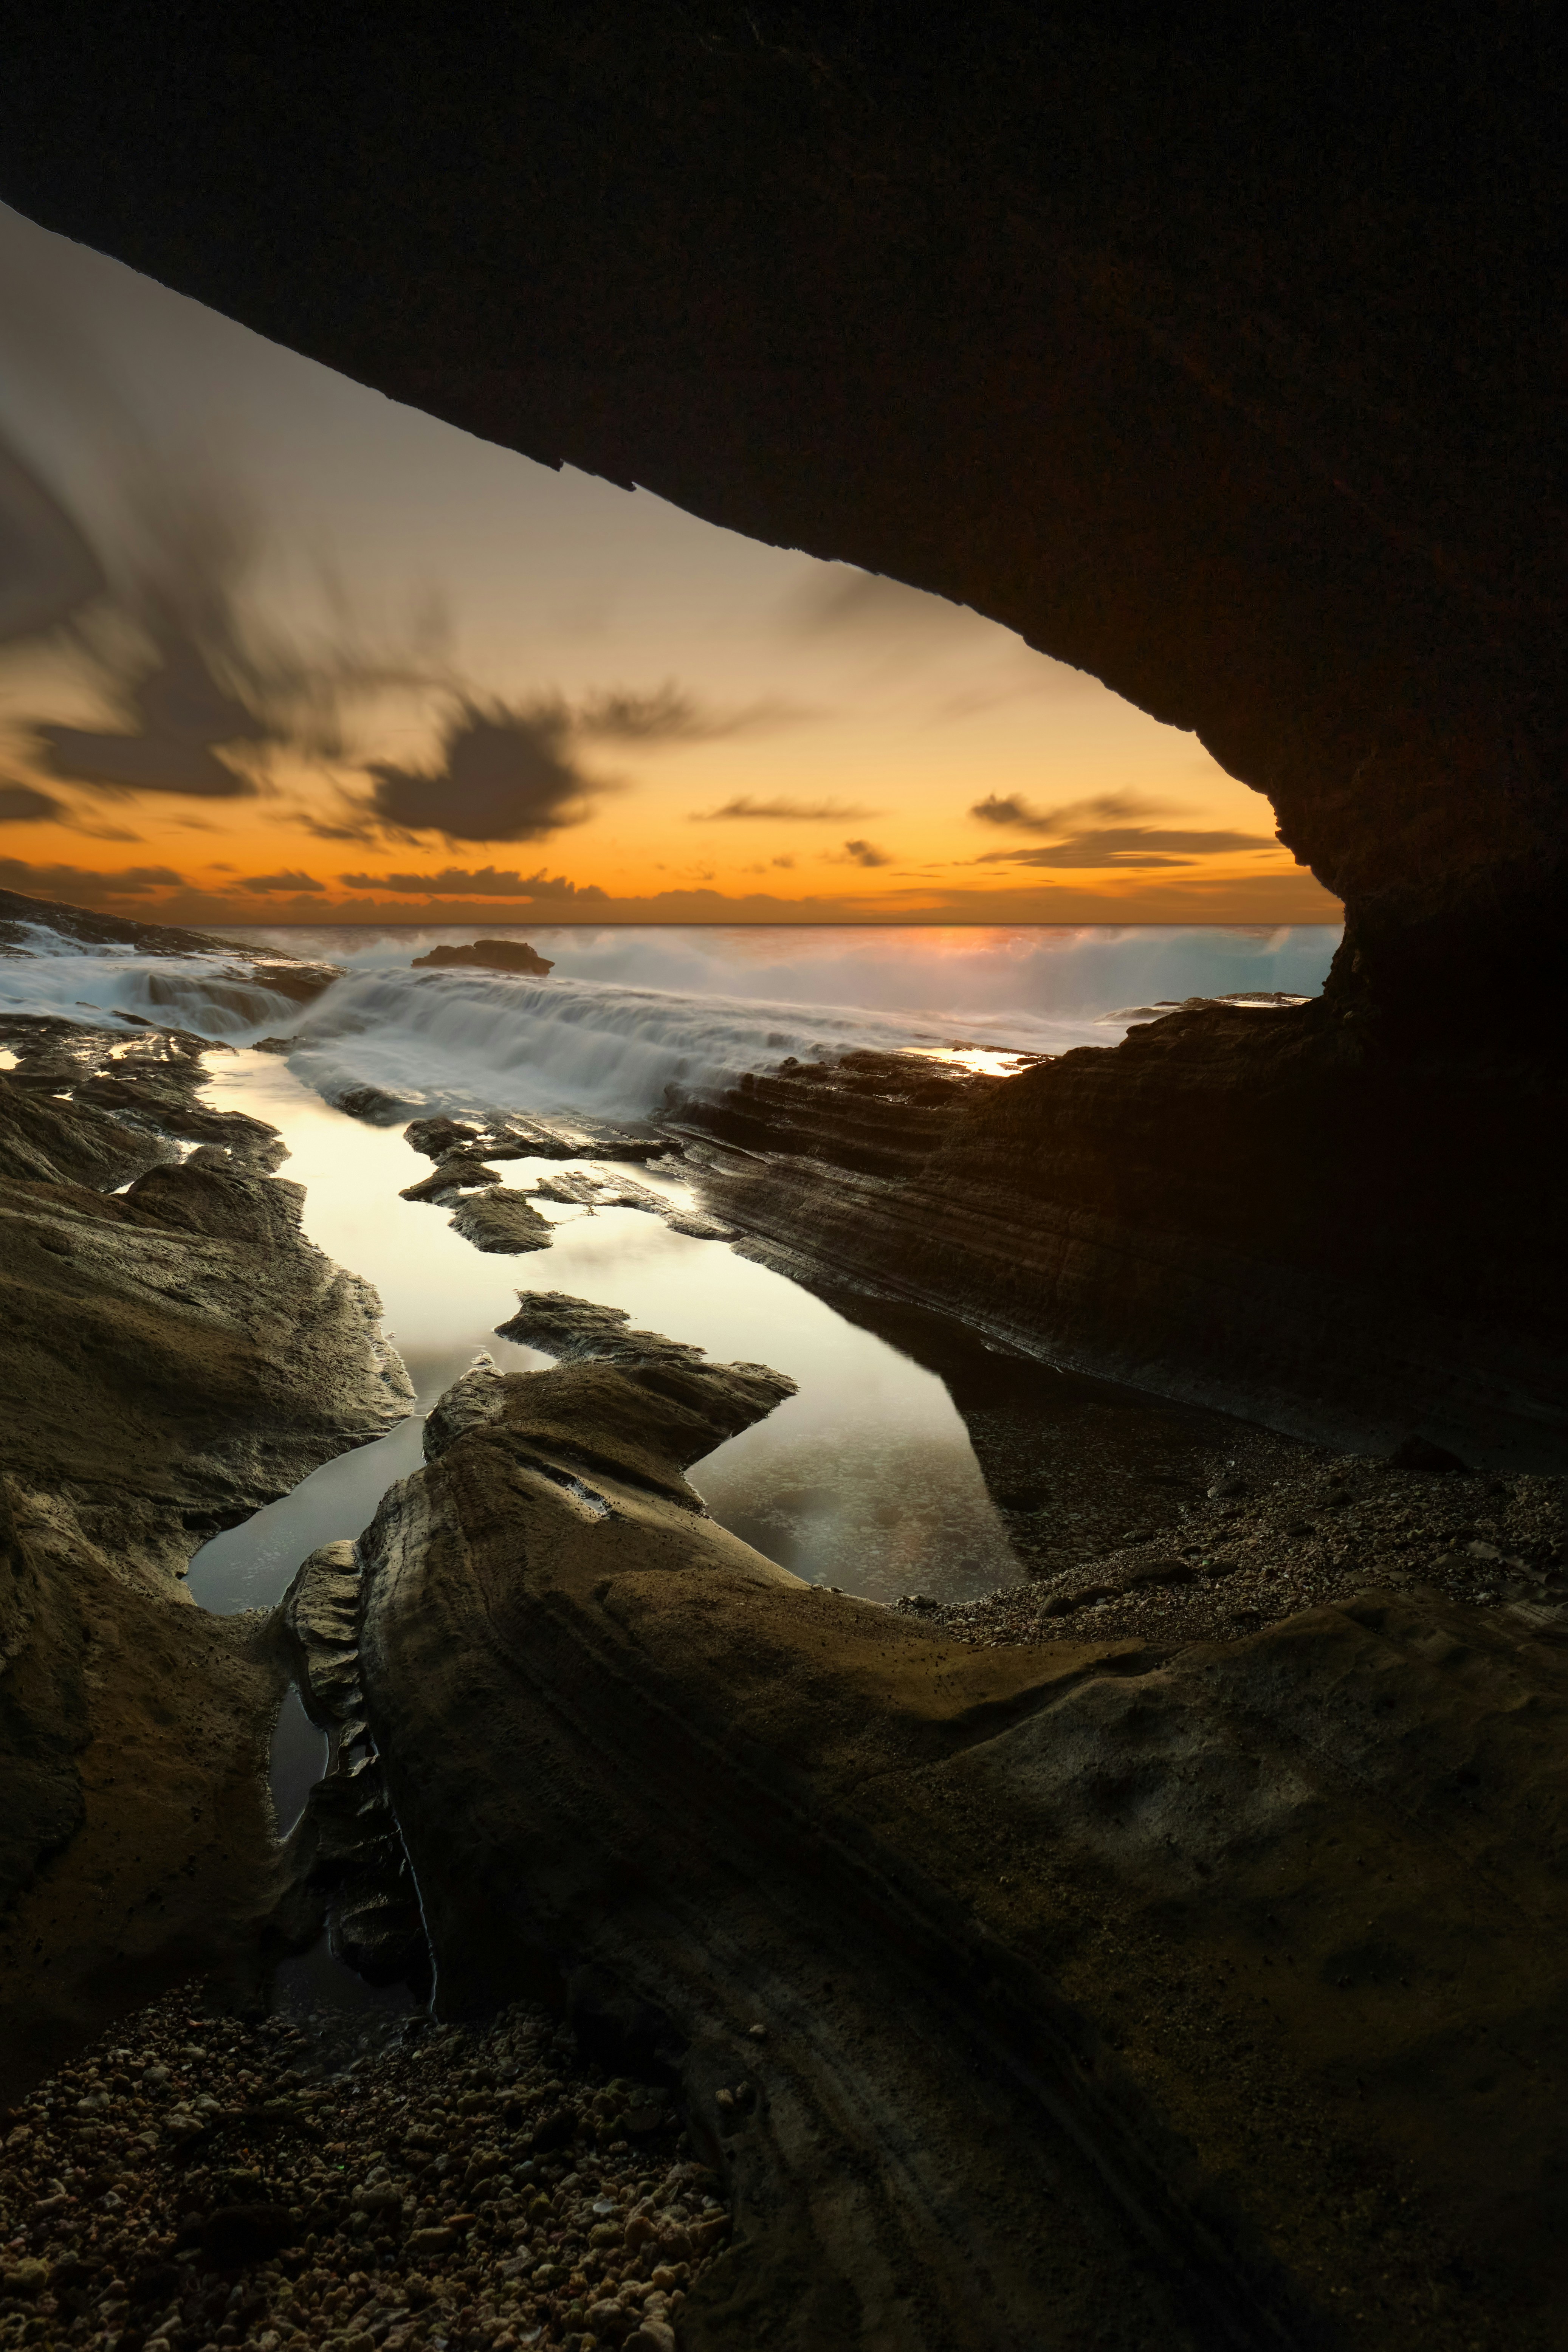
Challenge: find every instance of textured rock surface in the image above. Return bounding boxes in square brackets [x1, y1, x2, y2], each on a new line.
[673, 1015, 1566, 1468]
[0, 1014, 412, 2087]
[343, 1351, 1568, 2348]
[447, 1187, 556, 1255]
[0, 1476, 287, 2105]
[0, 1035, 412, 1551]
[274, 1543, 430, 1993]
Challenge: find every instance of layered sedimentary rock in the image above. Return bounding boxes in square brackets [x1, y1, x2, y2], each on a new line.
[333, 1343, 1568, 2349]
[672, 1019, 1566, 1468]
[0, 1014, 412, 2091]
[447, 1187, 556, 1255]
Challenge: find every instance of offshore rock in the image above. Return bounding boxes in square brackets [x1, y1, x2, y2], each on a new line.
[349, 1349, 1568, 2350]
[410, 938, 555, 975]
[404, 1115, 482, 1158]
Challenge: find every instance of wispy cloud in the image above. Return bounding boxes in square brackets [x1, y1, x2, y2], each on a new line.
[576, 684, 807, 743]
[33, 632, 270, 800]
[240, 868, 325, 893]
[339, 864, 609, 902]
[690, 794, 882, 822]
[969, 790, 1274, 869]
[839, 839, 892, 868]
[0, 857, 182, 900]
[972, 791, 1155, 833]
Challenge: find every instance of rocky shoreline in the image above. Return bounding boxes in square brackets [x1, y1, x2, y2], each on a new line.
[246, 1301, 1568, 2352]
[3, 897, 1567, 2349]
[0, 1980, 728, 2352]
[894, 1436, 1566, 1652]
[0, 987, 411, 2086]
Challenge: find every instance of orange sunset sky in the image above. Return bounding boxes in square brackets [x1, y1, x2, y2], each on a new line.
[0, 203, 1339, 933]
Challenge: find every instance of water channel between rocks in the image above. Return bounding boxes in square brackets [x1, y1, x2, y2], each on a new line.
[185, 1052, 1026, 1948]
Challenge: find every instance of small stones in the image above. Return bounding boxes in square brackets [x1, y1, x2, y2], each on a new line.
[902, 1452, 1564, 1653]
[1, 1981, 725, 2352]
[626, 2323, 677, 2352]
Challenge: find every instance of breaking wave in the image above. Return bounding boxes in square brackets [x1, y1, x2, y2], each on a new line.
[1, 915, 1340, 1125]
[0, 923, 306, 1039]
[281, 967, 1033, 1120]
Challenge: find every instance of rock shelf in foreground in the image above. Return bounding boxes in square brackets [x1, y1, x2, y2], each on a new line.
[301, 1341, 1568, 2350]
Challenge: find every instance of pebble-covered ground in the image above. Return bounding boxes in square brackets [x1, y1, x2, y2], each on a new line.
[895, 1438, 1567, 1649]
[0, 1986, 730, 2352]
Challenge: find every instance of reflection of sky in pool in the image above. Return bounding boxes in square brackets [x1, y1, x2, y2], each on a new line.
[186, 1051, 1019, 1619]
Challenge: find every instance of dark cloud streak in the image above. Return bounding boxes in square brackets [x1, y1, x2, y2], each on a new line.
[0, 857, 181, 899]
[969, 789, 1272, 868]
[0, 782, 64, 822]
[240, 868, 325, 893]
[338, 864, 609, 902]
[973, 829, 1276, 869]
[0, 439, 104, 646]
[363, 702, 605, 845]
[576, 684, 804, 743]
[691, 794, 880, 822]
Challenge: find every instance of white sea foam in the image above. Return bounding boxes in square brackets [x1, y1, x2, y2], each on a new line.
[279, 965, 1049, 1119]
[2, 916, 1341, 1123]
[0, 929, 305, 1039]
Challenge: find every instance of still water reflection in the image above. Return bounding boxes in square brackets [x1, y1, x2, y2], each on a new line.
[187, 1052, 1020, 1617]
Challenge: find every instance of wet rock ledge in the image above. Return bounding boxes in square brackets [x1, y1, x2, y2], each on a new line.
[0, 1006, 412, 2088]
